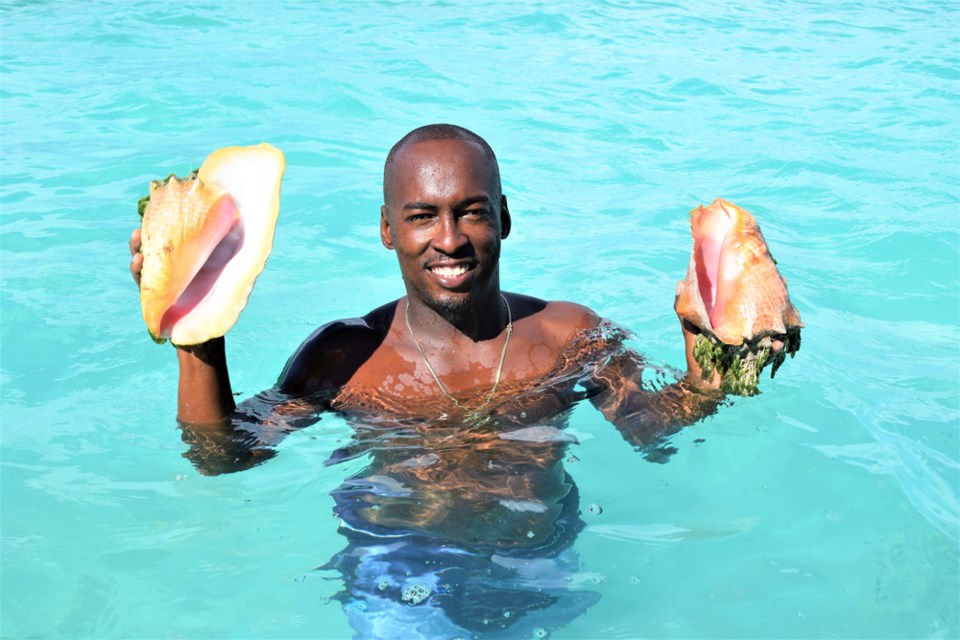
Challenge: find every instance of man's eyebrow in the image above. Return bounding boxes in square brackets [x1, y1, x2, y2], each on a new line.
[401, 196, 492, 211]
[402, 202, 439, 211]
[454, 196, 492, 209]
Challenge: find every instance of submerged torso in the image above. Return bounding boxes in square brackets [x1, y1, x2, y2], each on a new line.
[325, 320, 625, 550]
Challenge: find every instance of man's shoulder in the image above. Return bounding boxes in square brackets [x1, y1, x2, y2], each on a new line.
[276, 300, 399, 396]
[507, 293, 600, 344]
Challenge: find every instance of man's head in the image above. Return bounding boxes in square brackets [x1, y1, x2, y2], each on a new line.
[380, 125, 511, 317]
[383, 124, 501, 203]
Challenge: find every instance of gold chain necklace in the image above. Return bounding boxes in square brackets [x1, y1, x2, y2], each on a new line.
[404, 294, 513, 416]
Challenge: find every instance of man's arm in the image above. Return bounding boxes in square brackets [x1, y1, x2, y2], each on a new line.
[130, 228, 326, 475]
[174, 313, 389, 475]
[587, 320, 725, 459]
[176, 338, 236, 423]
[130, 229, 239, 424]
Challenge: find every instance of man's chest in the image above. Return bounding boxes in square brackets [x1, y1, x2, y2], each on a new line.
[339, 331, 565, 403]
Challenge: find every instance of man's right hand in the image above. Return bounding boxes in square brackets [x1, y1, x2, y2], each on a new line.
[129, 228, 143, 288]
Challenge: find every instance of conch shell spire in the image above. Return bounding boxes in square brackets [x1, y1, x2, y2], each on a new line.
[675, 198, 803, 395]
[138, 143, 285, 345]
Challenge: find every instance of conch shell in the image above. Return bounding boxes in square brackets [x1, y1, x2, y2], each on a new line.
[138, 143, 285, 345]
[675, 198, 802, 395]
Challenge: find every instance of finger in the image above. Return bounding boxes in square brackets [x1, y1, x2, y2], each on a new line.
[772, 339, 784, 352]
[129, 228, 141, 257]
[130, 252, 143, 287]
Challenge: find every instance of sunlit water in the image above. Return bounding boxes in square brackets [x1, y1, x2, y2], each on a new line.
[2, 1, 958, 638]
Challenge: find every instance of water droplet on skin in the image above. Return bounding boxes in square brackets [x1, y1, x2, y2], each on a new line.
[588, 503, 603, 515]
[520, 412, 527, 418]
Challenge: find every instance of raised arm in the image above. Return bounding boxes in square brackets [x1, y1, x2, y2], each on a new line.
[591, 199, 801, 458]
[130, 228, 322, 474]
[130, 228, 238, 423]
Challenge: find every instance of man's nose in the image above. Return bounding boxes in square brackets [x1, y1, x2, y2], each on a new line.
[432, 213, 468, 254]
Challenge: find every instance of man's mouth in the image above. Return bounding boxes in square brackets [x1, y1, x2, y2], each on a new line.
[429, 264, 470, 278]
[426, 261, 475, 287]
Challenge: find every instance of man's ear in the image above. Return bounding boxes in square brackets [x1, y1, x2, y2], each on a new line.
[499, 195, 511, 239]
[380, 205, 394, 250]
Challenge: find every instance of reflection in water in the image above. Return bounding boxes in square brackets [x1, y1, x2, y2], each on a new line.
[179, 323, 720, 637]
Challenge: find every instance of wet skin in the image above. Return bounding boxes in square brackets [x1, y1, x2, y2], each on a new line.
[129, 137, 725, 546]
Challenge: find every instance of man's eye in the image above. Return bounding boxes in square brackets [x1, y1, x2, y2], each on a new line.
[464, 209, 488, 217]
[407, 213, 433, 221]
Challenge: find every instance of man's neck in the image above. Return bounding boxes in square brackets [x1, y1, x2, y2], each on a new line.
[405, 289, 509, 344]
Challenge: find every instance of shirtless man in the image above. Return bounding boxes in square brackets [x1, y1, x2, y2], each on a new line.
[129, 124, 729, 634]
[129, 125, 719, 422]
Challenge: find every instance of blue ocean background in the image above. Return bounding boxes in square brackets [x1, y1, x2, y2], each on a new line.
[2, 1, 958, 637]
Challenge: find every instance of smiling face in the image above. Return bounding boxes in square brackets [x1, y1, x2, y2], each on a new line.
[380, 138, 511, 317]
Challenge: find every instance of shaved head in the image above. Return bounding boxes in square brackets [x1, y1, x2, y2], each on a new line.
[383, 124, 501, 203]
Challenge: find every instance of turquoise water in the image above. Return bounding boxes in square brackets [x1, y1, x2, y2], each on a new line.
[2, 0, 958, 637]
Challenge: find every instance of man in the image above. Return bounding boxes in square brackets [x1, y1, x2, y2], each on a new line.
[129, 124, 727, 635]
[129, 124, 720, 434]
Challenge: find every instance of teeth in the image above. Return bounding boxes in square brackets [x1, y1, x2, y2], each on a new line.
[431, 265, 468, 278]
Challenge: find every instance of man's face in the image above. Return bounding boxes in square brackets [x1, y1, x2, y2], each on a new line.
[380, 138, 510, 314]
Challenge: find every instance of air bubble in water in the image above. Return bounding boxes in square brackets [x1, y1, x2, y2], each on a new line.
[377, 578, 390, 591]
[533, 627, 549, 639]
[588, 503, 603, 515]
[401, 582, 431, 605]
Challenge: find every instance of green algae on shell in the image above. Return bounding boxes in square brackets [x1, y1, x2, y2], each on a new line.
[692, 328, 801, 396]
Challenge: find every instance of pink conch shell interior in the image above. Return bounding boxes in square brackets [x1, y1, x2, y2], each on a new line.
[157, 195, 244, 337]
[675, 198, 803, 345]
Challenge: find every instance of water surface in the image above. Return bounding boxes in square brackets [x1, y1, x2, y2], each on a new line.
[2, 1, 958, 638]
